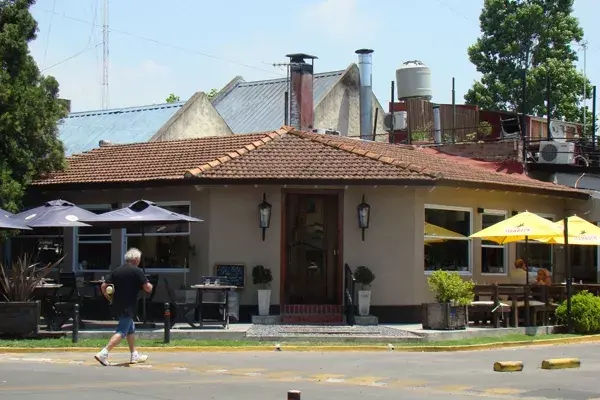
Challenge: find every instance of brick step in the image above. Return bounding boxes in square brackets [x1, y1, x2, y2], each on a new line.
[281, 315, 345, 324]
[282, 305, 344, 314]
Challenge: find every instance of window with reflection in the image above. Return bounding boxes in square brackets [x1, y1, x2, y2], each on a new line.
[424, 206, 471, 273]
[10, 227, 63, 266]
[571, 245, 598, 283]
[481, 212, 507, 274]
[125, 203, 192, 269]
[516, 215, 553, 272]
[78, 205, 112, 270]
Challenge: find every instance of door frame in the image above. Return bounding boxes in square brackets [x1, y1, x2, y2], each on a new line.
[279, 188, 344, 306]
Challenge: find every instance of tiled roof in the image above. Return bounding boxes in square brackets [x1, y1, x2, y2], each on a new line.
[212, 71, 344, 133]
[34, 126, 585, 197]
[59, 102, 185, 155]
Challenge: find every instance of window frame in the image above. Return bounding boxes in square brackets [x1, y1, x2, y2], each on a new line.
[424, 204, 473, 276]
[480, 209, 508, 276]
[515, 211, 555, 271]
[124, 200, 192, 273]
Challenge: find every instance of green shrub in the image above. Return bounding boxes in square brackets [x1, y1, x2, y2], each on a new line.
[252, 265, 272, 289]
[426, 270, 474, 306]
[353, 266, 375, 289]
[555, 291, 600, 334]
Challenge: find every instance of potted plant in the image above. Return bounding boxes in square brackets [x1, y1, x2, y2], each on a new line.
[353, 265, 375, 316]
[0, 255, 63, 337]
[423, 270, 474, 330]
[252, 265, 272, 316]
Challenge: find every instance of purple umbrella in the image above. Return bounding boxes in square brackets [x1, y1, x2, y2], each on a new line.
[11, 200, 96, 228]
[1, 208, 32, 230]
[79, 200, 203, 327]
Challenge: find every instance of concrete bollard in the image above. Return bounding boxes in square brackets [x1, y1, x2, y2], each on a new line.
[72, 304, 80, 343]
[163, 302, 171, 344]
[287, 390, 301, 400]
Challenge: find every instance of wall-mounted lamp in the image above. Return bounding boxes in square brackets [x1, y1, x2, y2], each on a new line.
[357, 194, 371, 241]
[258, 193, 272, 241]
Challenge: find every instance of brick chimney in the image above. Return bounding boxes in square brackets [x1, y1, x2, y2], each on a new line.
[286, 53, 317, 131]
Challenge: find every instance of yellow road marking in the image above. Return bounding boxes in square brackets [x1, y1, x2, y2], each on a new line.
[263, 370, 305, 381]
[437, 384, 473, 392]
[387, 379, 428, 388]
[309, 373, 346, 382]
[223, 368, 266, 376]
[482, 388, 524, 395]
[0, 379, 226, 392]
[344, 376, 389, 386]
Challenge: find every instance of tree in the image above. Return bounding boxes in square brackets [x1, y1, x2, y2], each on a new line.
[165, 93, 180, 103]
[464, 0, 593, 130]
[0, 0, 66, 212]
[207, 88, 218, 101]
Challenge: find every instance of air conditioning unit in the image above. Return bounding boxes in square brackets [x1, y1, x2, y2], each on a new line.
[538, 141, 576, 165]
[383, 112, 407, 131]
[312, 128, 340, 136]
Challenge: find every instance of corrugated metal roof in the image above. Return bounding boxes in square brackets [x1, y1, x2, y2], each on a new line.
[59, 102, 185, 155]
[213, 70, 344, 133]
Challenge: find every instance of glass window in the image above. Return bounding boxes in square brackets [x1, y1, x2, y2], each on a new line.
[424, 207, 471, 273]
[78, 205, 112, 270]
[571, 245, 597, 283]
[481, 213, 507, 274]
[515, 215, 553, 272]
[125, 203, 192, 269]
[10, 227, 62, 265]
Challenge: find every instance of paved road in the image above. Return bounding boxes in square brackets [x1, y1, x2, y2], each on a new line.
[2, 343, 600, 399]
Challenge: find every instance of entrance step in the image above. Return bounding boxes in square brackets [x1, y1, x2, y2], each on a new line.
[281, 305, 344, 325]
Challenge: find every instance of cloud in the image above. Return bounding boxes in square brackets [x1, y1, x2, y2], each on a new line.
[299, 0, 380, 42]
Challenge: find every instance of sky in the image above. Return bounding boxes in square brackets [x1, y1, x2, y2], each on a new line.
[28, 0, 600, 114]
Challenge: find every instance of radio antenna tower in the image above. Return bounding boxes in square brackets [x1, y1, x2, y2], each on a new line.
[101, 0, 110, 109]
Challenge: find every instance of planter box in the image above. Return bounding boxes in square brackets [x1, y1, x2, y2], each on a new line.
[0, 301, 41, 337]
[422, 303, 467, 330]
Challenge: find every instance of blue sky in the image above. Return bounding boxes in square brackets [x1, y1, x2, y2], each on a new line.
[29, 0, 599, 114]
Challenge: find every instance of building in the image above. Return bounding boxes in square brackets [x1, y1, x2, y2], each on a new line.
[12, 126, 586, 323]
[58, 53, 388, 156]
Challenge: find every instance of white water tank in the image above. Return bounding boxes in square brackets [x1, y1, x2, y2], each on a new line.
[395, 60, 432, 100]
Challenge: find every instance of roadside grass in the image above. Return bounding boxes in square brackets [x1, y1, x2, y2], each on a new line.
[0, 333, 583, 349]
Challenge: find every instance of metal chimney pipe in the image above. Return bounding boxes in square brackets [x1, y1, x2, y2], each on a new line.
[356, 49, 374, 140]
[432, 104, 442, 143]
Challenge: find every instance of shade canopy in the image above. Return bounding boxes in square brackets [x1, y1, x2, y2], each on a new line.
[469, 211, 562, 244]
[0, 207, 32, 230]
[11, 200, 94, 228]
[534, 215, 600, 245]
[79, 200, 203, 228]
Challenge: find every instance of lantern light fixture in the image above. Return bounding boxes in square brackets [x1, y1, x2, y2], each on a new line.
[258, 193, 272, 241]
[357, 194, 371, 241]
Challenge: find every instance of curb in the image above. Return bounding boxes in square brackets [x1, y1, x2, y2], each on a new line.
[493, 361, 524, 372]
[1, 335, 600, 353]
[541, 358, 581, 370]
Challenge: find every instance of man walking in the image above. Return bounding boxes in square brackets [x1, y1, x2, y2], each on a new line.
[95, 248, 153, 366]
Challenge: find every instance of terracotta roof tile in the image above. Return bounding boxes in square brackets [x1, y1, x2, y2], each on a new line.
[32, 126, 585, 197]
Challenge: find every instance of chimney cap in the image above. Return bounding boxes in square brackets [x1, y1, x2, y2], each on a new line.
[286, 53, 318, 62]
[355, 49, 374, 54]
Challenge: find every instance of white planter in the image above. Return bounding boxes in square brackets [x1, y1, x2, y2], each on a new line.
[257, 289, 271, 316]
[358, 290, 371, 316]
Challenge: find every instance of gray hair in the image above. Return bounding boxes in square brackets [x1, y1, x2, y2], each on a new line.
[124, 247, 142, 263]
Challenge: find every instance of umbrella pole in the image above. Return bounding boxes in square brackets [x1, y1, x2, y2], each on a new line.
[564, 215, 573, 333]
[139, 226, 154, 329]
[524, 236, 530, 327]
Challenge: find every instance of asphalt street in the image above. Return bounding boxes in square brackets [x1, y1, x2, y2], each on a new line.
[1, 343, 600, 399]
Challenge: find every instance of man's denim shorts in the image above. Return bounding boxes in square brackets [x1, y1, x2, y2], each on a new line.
[116, 316, 135, 338]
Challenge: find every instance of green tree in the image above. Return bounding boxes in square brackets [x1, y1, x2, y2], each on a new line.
[465, 0, 593, 129]
[207, 88, 218, 101]
[165, 93, 180, 103]
[0, 0, 66, 212]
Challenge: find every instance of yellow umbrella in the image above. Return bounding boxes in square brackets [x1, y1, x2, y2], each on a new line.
[534, 215, 600, 245]
[469, 211, 562, 244]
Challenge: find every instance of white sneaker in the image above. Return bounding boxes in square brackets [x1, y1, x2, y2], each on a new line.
[94, 351, 109, 366]
[130, 352, 148, 364]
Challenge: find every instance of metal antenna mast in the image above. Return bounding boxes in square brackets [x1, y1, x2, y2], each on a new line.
[582, 40, 588, 135]
[101, 0, 110, 109]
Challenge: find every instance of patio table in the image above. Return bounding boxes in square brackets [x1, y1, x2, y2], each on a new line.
[190, 284, 237, 329]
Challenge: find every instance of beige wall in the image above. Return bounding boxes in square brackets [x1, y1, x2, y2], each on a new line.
[23, 184, 585, 309]
[149, 91, 233, 141]
[315, 66, 387, 141]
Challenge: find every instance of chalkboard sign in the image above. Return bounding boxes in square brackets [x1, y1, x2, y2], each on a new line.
[214, 263, 245, 288]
